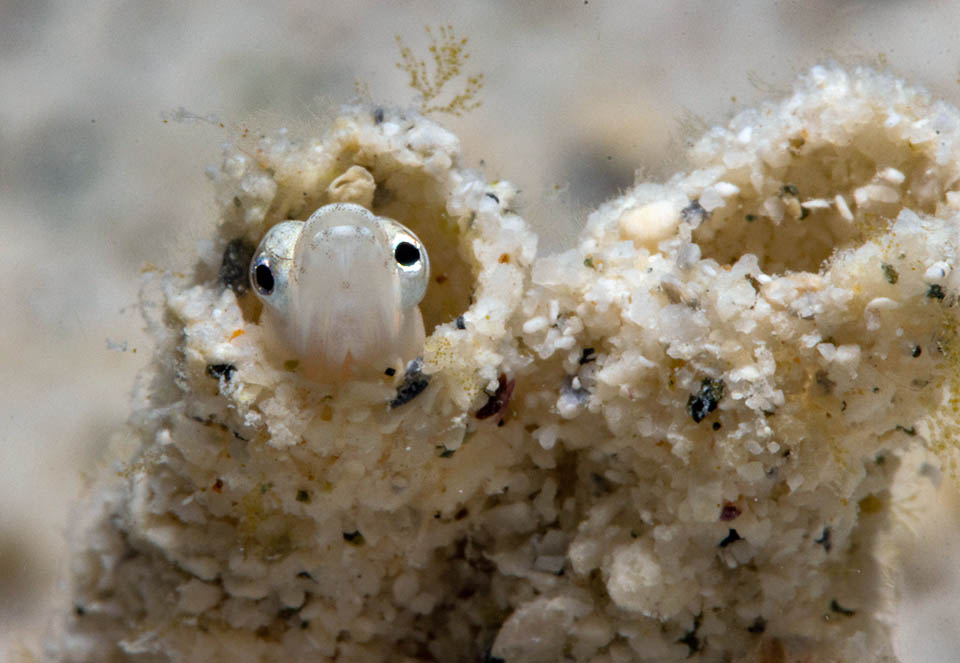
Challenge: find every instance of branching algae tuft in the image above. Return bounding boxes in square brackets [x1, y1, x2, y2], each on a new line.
[395, 25, 484, 117]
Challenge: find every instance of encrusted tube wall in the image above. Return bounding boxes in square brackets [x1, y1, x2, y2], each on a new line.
[51, 68, 960, 663]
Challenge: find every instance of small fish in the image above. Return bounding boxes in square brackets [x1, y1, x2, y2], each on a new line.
[250, 203, 429, 381]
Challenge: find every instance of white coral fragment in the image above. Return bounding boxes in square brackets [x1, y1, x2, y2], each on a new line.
[618, 200, 680, 250]
[605, 542, 666, 617]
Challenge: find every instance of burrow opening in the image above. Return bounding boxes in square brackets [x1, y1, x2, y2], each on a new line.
[249, 159, 474, 336]
[693, 127, 947, 275]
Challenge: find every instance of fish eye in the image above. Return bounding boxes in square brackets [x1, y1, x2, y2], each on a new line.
[249, 220, 300, 310]
[252, 258, 275, 295]
[394, 241, 421, 266]
[387, 225, 429, 310]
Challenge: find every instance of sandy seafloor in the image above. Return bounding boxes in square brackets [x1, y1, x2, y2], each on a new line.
[3, 1, 960, 660]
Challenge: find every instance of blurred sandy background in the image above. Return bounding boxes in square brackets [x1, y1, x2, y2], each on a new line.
[3, 1, 960, 660]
